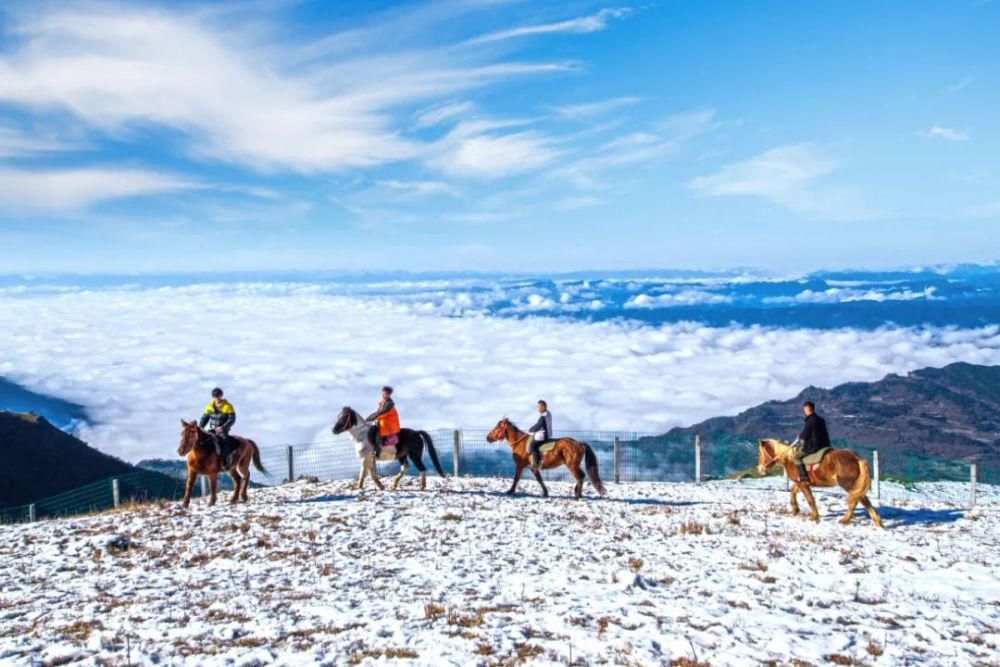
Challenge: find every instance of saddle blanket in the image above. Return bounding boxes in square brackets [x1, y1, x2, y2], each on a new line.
[533, 439, 558, 454]
[801, 446, 831, 466]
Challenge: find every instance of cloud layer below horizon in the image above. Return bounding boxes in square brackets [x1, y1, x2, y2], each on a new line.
[2, 284, 998, 463]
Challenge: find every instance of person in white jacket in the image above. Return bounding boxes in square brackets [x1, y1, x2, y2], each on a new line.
[526, 400, 553, 471]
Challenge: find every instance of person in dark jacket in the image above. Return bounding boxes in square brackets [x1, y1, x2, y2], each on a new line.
[790, 401, 830, 483]
[199, 387, 236, 467]
[526, 400, 553, 471]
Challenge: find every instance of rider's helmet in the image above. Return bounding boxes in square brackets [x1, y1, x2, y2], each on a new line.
[211, 387, 224, 398]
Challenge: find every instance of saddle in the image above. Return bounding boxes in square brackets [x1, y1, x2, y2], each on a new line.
[532, 439, 558, 454]
[365, 427, 399, 460]
[801, 447, 831, 484]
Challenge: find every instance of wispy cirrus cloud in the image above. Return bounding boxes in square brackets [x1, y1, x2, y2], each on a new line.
[466, 7, 632, 45]
[414, 101, 476, 128]
[552, 96, 641, 119]
[689, 144, 873, 220]
[429, 119, 562, 179]
[0, 5, 573, 175]
[0, 167, 193, 211]
[919, 123, 969, 142]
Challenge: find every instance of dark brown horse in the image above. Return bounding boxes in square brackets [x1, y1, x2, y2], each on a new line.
[757, 439, 883, 528]
[178, 420, 267, 508]
[486, 418, 605, 499]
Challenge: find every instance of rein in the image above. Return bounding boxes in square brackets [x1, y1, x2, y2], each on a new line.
[760, 441, 792, 469]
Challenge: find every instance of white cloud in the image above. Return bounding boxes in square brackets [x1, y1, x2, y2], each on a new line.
[0, 126, 76, 158]
[764, 286, 942, 305]
[0, 167, 193, 211]
[414, 101, 475, 128]
[625, 290, 733, 308]
[466, 7, 632, 45]
[552, 96, 641, 119]
[2, 284, 999, 463]
[0, 6, 571, 174]
[376, 179, 458, 197]
[430, 119, 561, 179]
[689, 143, 872, 219]
[920, 124, 969, 142]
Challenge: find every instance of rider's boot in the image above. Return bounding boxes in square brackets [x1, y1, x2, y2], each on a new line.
[373, 432, 383, 461]
[530, 451, 541, 472]
[797, 463, 809, 485]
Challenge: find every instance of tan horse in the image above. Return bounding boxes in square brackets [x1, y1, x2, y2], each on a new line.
[486, 418, 605, 499]
[757, 439, 883, 528]
[177, 420, 267, 508]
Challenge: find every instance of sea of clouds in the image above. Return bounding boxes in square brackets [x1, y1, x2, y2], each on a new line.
[2, 281, 999, 463]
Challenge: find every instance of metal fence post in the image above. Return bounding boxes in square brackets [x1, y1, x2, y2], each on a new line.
[200, 476, 208, 497]
[112, 478, 121, 509]
[872, 450, 880, 500]
[453, 430, 460, 477]
[971, 464, 977, 506]
[694, 435, 702, 484]
[28, 504, 36, 523]
[613, 436, 621, 484]
[286, 444, 295, 483]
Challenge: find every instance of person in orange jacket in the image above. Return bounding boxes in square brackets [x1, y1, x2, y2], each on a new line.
[366, 386, 400, 459]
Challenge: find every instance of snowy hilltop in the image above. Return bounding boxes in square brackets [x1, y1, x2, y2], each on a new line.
[1, 478, 998, 666]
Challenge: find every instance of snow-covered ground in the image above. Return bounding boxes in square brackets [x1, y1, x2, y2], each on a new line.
[2, 478, 998, 666]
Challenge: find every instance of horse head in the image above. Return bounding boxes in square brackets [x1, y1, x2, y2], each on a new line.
[178, 419, 201, 457]
[756, 439, 785, 475]
[331, 406, 356, 435]
[486, 417, 514, 443]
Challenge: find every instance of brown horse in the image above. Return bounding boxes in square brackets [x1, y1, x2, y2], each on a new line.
[757, 439, 883, 528]
[177, 420, 267, 508]
[486, 418, 605, 499]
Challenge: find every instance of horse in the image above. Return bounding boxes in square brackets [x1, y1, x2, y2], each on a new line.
[177, 420, 267, 508]
[331, 407, 445, 491]
[756, 439, 883, 528]
[486, 418, 606, 499]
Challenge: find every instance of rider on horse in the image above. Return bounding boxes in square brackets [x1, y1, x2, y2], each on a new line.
[199, 387, 236, 467]
[366, 386, 400, 460]
[527, 399, 553, 471]
[790, 400, 830, 483]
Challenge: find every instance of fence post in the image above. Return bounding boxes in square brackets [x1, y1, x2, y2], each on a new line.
[453, 430, 460, 477]
[112, 478, 121, 509]
[28, 504, 36, 523]
[872, 450, 880, 501]
[286, 444, 295, 483]
[694, 435, 702, 484]
[200, 476, 208, 497]
[971, 464, 977, 506]
[613, 436, 622, 484]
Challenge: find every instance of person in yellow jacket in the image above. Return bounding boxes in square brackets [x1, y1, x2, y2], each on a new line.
[366, 386, 400, 459]
[199, 387, 236, 466]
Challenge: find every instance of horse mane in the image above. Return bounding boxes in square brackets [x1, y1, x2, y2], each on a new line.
[762, 438, 795, 462]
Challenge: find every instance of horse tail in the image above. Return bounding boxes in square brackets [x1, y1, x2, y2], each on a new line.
[583, 443, 606, 495]
[250, 440, 268, 475]
[420, 430, 447, 477]
[849, 454, 871, 500]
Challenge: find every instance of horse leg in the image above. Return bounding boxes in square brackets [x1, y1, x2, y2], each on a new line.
[799, 484, 820, 522]
[208, 474, 219, 506]
[391, 460, 408, 491]
[229, 469, 242, 504]
[859, 495, 884, 529]
[789, 484, 801, 515]
[182, 471, 197, 509]
[507, 466, 525, 495]
[240, 459, 251, 502]
[409, 451, 428, 491]
[531, 468, 549, 498]
[356, 459, 367, 490]
[840, 493, 859, 525]
[570, 464, 584, 500]
[369, 458, 386, 491]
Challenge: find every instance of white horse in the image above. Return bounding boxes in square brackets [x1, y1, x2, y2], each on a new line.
[330, 406, 445, 491]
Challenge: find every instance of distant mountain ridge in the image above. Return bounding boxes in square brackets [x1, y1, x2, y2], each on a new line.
[0, 411, 145, 508]
[665, 362, 1000, 464]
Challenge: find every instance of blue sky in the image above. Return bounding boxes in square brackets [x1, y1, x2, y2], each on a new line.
[0, 0, 997, 274]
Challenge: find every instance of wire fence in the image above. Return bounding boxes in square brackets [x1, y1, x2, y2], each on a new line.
[3, 430, 995, 525]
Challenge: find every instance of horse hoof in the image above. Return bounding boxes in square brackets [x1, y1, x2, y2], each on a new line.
[810, 516, 820, 523]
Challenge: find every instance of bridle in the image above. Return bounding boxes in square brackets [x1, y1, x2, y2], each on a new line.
[495, 419, 530, 447]
[758, 441, 786, 470]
